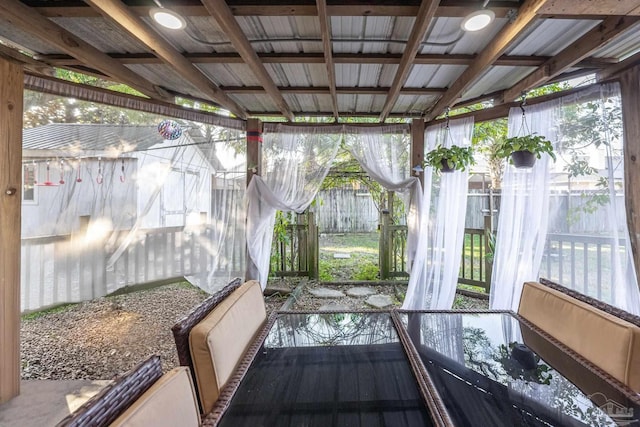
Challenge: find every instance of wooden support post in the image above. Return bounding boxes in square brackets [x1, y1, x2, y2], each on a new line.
[307, 212, 318, 279]
[411, 119, 425, 186]
[245, 118, 262, 281]
[0, 58, 23, 403]
[483, 214, 493, 293]
[380, 210, 391, 280]
[620, 65, 640, 288]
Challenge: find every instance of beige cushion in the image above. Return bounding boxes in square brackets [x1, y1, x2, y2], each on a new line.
[109, 367, 200, 427]
[518, 281, 640, 391]
[189, 280, 267, 414]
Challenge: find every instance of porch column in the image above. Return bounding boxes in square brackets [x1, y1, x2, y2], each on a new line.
[245, 118, 262, 280]
[411, 118, 425, 186]
[620, 65, 640, 288]
[0, 57, 23, 403]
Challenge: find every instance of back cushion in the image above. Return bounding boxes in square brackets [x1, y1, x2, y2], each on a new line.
[189, 280, 267, 413]
[109, 367, 200, 427]
[519, 281, 640, 391]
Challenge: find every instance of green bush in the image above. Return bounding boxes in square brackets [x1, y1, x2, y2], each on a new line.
[353, 262, 379, 280]
[319, 260, 334, 281]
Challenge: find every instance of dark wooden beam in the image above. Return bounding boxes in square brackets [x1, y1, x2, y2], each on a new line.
[316, 0, 339, 120]
[425, 0, 549, 121]
[32, 1, 520, 18]
[36, 51, 619, 68]
[221, 85, 446, 95]
[0, 0, 171, 101]
[201, 0, 294, 121]
[503, 15, 640, 102]
[84, 0, 247, 118]
[250, 111, 422, 119]
[379, 0, 441, 122]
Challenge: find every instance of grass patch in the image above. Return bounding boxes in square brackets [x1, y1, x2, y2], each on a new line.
[22, 303, 77, 320]
[353, 262, 379, 280]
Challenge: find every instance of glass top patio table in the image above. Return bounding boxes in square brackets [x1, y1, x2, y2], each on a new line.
[397, 311, 640, 427]
[212, 311, 438, 427]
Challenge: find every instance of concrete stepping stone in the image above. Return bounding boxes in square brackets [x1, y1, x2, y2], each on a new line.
[333, 253, 351, 259]
[309, 287, 345, 298]
[318, 302, 350, 311]
[346, 287, 376, 297]
[365, 294, 394, 309]
[264, 283, 292, 296]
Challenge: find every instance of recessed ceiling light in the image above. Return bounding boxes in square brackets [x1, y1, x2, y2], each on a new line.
[461, 9, 495, 32]
[149, 7, 186, 30]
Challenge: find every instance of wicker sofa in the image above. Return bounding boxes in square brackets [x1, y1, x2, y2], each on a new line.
[171, 278, 268, 414]
[518, 278, 640, 393]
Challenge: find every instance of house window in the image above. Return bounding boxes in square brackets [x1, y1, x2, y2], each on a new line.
[23, 163, 37, 203]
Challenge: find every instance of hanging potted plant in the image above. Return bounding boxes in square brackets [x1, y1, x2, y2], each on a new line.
[425, 144, 475, 173]
[495, 133, 556, 168]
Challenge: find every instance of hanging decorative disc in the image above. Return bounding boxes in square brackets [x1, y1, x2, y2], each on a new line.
[157, 119, 182, 140]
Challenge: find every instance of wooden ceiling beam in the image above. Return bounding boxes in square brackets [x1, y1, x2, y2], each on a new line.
[599, 50, 640, 81]
[36, 52, 618, 68]
[0, 0, 171, 101]
[83, 0, 247, 119]
[221, 86, 446, 95]
[425, 0, 549, 121]
[379, 0, 441, 122]
[32, 2, 520, 18]
[316, 0, 339, 120]
[201, 0, 294, 121]
[502, 15, 640, 102]
[538, 0, 640, 16]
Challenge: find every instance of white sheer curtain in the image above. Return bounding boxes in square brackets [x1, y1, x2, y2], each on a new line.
[491, 83, 640, 314]
[344, 124, 422, 271]
[246, 124, 342, 289]
[490, 102, 558, 311]
[403, 117, 474, 309]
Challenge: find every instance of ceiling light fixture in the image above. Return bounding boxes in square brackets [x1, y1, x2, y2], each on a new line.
[149, 7, 186, 30]
[461, 0, 495, 32]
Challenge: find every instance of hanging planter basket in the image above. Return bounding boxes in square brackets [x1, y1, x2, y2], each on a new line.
[511, 150, 536, 168]
[440, 159, 456, 173]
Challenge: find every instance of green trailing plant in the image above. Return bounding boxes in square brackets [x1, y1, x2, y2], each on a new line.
[425, 144, 475, 172]
[495, 133, 556, 161]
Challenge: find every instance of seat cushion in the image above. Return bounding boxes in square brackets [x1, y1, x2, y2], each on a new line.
[189, 280, 267, 413]
[109, 367, 200, 427]
[518, 281, 640, 391]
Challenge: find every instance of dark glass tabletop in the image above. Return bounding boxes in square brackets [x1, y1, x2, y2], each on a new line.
[217, 312, 434, 427]
[398, 311, 640, 427]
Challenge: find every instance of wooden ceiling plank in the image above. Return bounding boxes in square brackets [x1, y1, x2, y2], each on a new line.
[221, 85, 446, 95]
[379, 0, 441, 122]
[0, 0, 170, 101]
[200, 0, 294, 121]
[83, 0, 247, 119]
[503, 15, 640, 102]
[424, 0, 549, 121]
[316, 0, 339, 119]
[539, 0, 640, 16]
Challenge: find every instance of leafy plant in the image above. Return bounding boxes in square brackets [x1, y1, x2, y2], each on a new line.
[495, 133, 556, 161]
[353, 262, 379, 280]
[425, 144, 475, 172]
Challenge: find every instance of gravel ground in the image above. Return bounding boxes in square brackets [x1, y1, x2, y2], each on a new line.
[20, 280, 487, 380]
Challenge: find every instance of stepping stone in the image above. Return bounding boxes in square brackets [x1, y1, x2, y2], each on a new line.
[309, 287, 345, 298]
[333, 253, 351, 259]
[263, 283, 292, 296]
[318, 302, 350, 311]
[365, 294, 394, 309]
[346, 287, 376, 297]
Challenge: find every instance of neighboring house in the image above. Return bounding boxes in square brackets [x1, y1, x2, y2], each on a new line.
[21, 123, 222, 238]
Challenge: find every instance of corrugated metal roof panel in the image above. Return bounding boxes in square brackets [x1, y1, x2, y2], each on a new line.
[236, 16, 323, 54]
[461, 66, 538, 100]
[196, 63, 261, 87]
[337, 94, 387, 114]
[507, 19, 599, 56]
[331, 16, 413, 55]
[126, 64, 198, 96]
[51, 17, 150, 54]
[284, 94, 333, 113]
[419, 17, 507, 56]
[392, 94, 438, 114]
[230, 94, 278, 112]
[155, 16, 235, 54]
[0, 19, 61, 55]
[592, 23, 640, 59]
[265, 63, 328, 87]
[405, 64, 467, 88]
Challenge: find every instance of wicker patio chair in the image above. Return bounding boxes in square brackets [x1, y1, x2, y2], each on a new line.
[56, 356, 163, 427]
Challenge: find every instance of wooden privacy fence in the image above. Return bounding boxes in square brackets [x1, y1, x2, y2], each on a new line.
[20, 226, 245, 312]
[271, 212, 319, 279]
